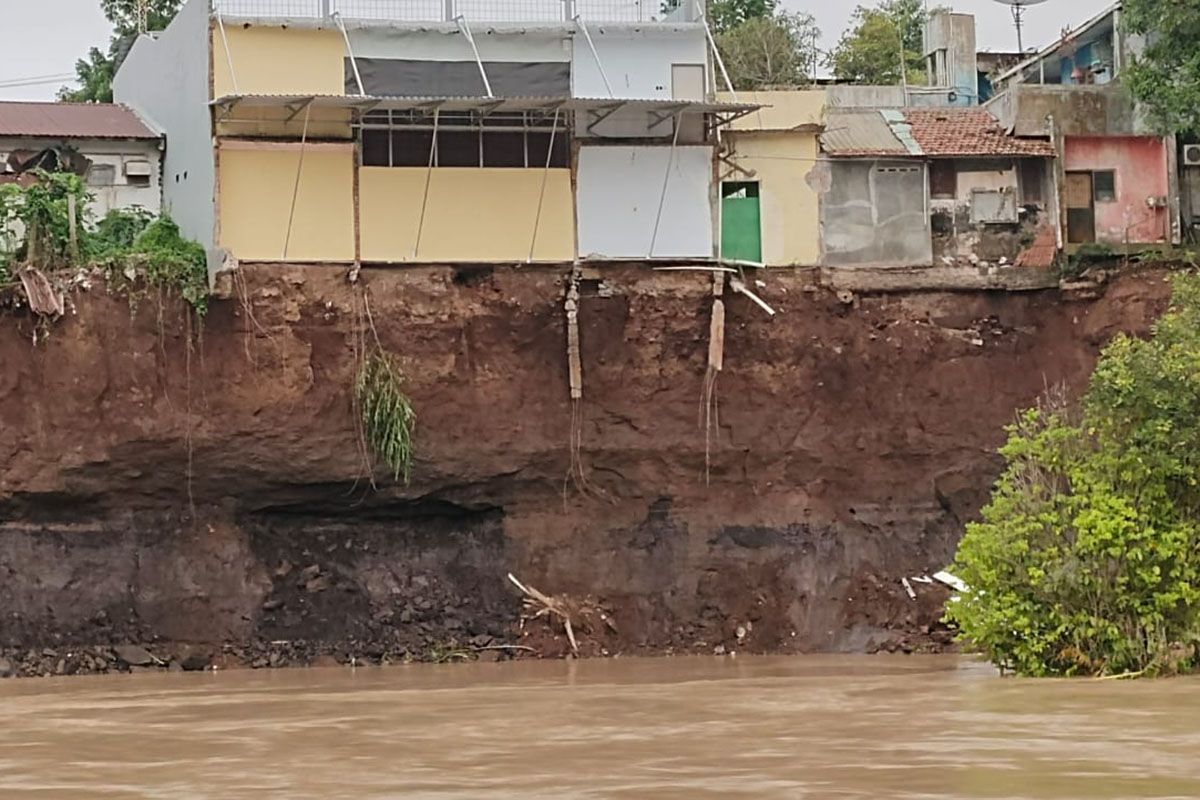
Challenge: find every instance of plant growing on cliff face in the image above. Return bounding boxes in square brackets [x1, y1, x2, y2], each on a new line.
[356, 351, 416, 484]
[947, 275, 1200, 677]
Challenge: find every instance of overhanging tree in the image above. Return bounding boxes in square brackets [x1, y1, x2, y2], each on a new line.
[1123, 0, 1200, 134]
[715, 12, 821, 91]
[828, 0, 936, 85]
[59, 0, 183, 102]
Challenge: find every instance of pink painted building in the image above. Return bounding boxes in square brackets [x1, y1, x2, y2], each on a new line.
[1062, 135, 1172, 246]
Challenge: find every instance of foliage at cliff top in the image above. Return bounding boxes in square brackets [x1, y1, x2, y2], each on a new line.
[828, 0, 943, 86]
[1124, 0, 1200, 135]
[0, 170, 209, 316]
[947, 274, 1200, 677]
[60, 0, 183, 102]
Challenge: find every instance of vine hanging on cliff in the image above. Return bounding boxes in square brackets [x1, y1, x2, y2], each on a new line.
[356, 348, 416, 485]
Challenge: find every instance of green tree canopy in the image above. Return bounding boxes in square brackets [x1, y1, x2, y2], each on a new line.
[947, 274, 1200, 678]
[716, 12, 821, 91]
[1124, 0, 1200, 134]
[827, 0, 933, 85]
[59, 0, 183, 102]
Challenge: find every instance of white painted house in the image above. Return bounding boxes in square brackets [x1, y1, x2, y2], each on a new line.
[0, 102, 163, 220]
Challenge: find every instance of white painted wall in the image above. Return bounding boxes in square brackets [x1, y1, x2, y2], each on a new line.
[576, 145, 713, 259]
[348, 27, 570, 61]
[0, 138, 162, 220]
[572, 27, 707, 99]
[114, 0, 215, 260]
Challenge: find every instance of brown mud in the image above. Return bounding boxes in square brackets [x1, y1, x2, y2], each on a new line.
[0, 264, 1172, 677]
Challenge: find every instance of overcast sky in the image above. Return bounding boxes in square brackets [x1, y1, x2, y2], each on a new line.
[1, 0, 1113, 101]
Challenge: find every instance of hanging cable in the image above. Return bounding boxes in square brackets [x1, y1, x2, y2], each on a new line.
[413, 109, 441, 259]
[648, 111, 683, 258]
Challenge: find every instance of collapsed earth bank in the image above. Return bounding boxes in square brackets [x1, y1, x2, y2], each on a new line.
[0, 264, 1171, 676]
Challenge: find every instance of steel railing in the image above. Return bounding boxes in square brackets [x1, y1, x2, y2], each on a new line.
[211, 0, 700, 23]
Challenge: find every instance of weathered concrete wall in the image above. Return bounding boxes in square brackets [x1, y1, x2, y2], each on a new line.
[1064, 135, 1170, 245]
[826, 85, 907, 110]
[986, 84, 1136, 138]
[819, 160, 931, 267]
[930, 158, 1050, 265]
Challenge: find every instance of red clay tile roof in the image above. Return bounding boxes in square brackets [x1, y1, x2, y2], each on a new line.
[903, 108, 1054, 158]
[0, 102, 158, 140]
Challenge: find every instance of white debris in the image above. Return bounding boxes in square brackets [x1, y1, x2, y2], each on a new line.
[933, 571, 969, 593]
[911, 575, 934, 585]
[901, 577, 917, 601]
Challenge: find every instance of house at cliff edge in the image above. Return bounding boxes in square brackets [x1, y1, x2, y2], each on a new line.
[112, 0, 760, 275]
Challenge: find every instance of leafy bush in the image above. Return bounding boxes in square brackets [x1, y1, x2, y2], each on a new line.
[948, 274, 1200, 677]
[0, 171, 209, 317]
[0, 171, 91, 267]
[356, 351, 416, 484]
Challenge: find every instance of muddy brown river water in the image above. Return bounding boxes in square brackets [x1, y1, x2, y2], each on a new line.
[0, 655, 1197, 799]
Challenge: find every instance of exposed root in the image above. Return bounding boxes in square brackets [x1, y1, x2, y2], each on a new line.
[508, 573, 617, 657]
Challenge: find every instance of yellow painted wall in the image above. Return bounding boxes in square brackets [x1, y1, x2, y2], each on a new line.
[360, 168, 575, 263]
[212, 26, 345, 98]
[719, 90, 825, 132]
[725, 131, 821, 266]
[218, 142, 355, 262]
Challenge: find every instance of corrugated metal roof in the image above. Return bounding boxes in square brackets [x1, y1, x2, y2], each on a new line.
[0, 102, 158, 140]
[212, 94, 761, 114]
[820, 109, 913, 157]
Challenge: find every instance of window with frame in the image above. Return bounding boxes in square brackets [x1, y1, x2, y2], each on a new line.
[1093, 170, 1116, 203]
[359, 109, 569, 169]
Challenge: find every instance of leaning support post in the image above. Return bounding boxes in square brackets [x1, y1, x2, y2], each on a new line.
[334, 12, 366, 96]
[701, 15, 736, 98]
[648, 112, 683, 258]
[455, 16, 494, 98]
[67, 194, 79, 262]
[574, 16, 614, 98]
[413, 109, 440, 260]
[216, 10, 240, 96]
[528, 108, 562, 263]
[282, 104, 313, 261]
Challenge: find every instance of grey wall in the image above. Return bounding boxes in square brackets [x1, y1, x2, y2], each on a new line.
[114, 0, 215, 261]
[819, 159, 931, 267]
[826, 85, 907, 110]
[986, 84, 1138, 137]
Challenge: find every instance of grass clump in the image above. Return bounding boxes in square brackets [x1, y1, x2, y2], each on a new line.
[948, 274, 1200, 677]
[356, 351, 416, 484]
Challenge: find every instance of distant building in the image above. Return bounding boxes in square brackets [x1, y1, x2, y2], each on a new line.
[986, 3, 1181, 249]
[113, 0, 756, 272]
[816, 107, 1054, 268]
[0, 101, 162, 220]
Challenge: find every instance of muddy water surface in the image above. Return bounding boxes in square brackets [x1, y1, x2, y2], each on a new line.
[0, 655, 1198, 799]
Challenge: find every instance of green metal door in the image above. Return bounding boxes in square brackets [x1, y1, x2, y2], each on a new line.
[721, 182, 762, 263]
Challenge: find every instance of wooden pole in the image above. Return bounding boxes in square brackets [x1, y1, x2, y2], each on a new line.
[67, 194, 79, 263]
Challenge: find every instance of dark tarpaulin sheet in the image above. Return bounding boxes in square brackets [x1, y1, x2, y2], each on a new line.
[346, 59, 571, 98]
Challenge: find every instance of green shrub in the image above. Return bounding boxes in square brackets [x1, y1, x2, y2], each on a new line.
[356, 351, 416, 484]
[0, 171, 91, 267]
[96, 215, 210, 317]
[948, 274, 1200, 677]
[92, 207, 155, 256]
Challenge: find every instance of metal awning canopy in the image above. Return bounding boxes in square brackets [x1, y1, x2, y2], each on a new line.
[211, 94, 763, 128]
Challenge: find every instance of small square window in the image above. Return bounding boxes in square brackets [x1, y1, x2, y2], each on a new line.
[87, 164, 116, 187]
[1093, 170, 1116, 203]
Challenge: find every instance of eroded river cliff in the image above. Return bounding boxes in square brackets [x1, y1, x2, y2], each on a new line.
[0, 265, 1172, 674]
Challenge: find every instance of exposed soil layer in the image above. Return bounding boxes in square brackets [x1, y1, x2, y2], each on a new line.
[0, 265, 1173, 676]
